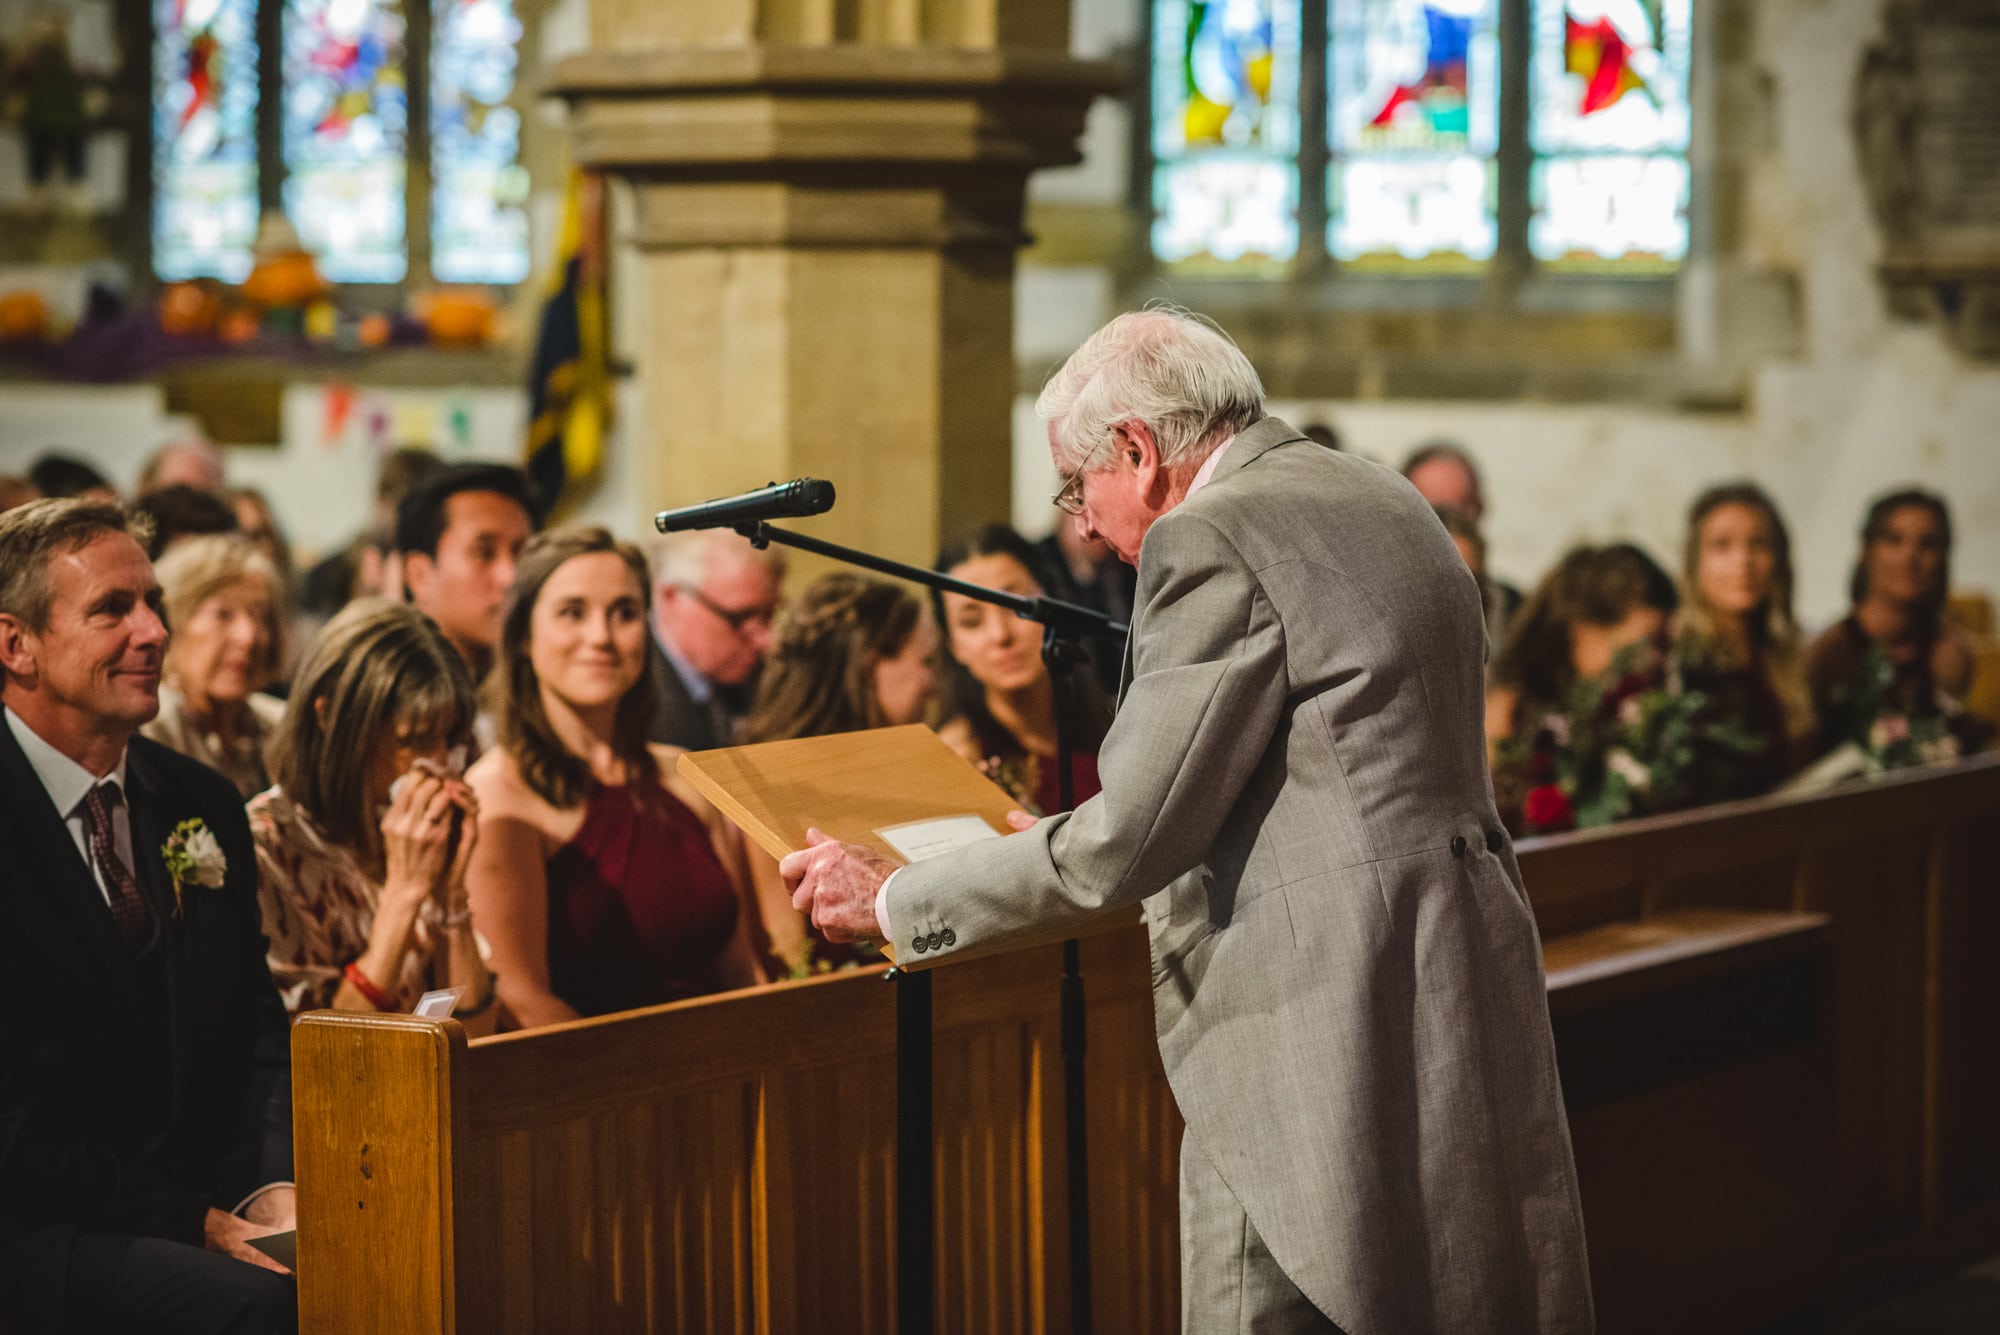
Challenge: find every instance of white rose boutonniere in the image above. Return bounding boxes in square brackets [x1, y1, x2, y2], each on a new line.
[161, 818, 227, 917]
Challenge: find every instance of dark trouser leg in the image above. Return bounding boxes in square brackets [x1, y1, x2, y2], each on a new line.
[62, 1232, 296, 1335]
[1180, 1128, 1343, 1335]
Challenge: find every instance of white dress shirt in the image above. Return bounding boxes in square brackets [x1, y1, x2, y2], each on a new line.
[7, 707, 132, 910]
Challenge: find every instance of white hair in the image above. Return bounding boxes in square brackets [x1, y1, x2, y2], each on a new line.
[1035, 306, 1266, 472]
[647, 527, 784, 591]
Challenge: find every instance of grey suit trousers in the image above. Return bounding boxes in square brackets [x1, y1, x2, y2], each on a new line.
[1182, 1130, 1343, 1335]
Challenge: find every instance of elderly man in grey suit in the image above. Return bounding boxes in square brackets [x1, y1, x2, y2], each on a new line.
[785, 309, 1594, 1333]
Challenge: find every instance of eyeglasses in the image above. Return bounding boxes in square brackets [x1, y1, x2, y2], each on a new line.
[1051, 467, 1087, 516]
[684, 585, 779, 635]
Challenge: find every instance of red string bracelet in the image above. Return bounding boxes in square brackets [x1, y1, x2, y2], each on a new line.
[343, 961, 397, 1012]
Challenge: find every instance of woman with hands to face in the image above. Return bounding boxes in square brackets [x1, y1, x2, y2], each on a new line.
[250, 598, 499, 1031]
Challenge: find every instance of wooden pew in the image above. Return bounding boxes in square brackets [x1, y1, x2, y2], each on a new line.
[293, 754, 2000, 1334]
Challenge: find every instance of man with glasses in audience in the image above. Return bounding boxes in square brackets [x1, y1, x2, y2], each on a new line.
[646, 530, 785, 750]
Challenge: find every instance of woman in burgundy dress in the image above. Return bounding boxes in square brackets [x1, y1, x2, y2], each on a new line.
[467, 528, 764, 1027]
[932, 524, 1110, 817]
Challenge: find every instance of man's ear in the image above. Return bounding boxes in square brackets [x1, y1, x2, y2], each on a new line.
[1122, 420, 1166, 497]
[399, 550, 432, 604]
[0, 612, 37, 685]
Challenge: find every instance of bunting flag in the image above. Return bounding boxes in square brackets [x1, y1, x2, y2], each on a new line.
[1563, 13, 1649, 116]
[524, 168, 609, 516]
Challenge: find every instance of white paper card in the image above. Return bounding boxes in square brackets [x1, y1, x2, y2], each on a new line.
[876, 815, 1001, 863]
[414, 989, 461, 1019]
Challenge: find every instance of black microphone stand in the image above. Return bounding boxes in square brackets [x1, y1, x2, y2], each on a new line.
[734, 519, 1123, 1335]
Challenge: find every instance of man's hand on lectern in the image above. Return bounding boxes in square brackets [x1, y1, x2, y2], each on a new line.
[782, 829, 898, 943]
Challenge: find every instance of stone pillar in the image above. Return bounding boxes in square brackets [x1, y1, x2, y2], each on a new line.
[548, 3, 1117, 566]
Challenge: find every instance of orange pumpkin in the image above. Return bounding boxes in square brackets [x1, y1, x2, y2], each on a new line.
[0, 290, 50, 342]
[417, 288, 498, 347]
[241, 251, 330, 309]
[158, 280, 224, 336]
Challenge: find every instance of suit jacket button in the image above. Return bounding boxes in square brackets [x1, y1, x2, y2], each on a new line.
[1450, 834, 1469, 858]
[911, 935, 929, 954]
[1486, 828, 1504, 853]
[926, 931, 943, 951]
[940, 929, 956, 947]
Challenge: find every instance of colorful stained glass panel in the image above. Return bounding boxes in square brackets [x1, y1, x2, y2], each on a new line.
[1529, 0, 1691, 267]
[1328, 0, 1499, 265]
[431, 0, 529, 284]
[1151, 0, 1302, 270]
[154, 0, 260, 281]
[282, 0, 409, 282]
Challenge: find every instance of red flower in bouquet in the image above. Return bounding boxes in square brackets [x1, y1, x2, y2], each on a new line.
[1522, 784, 1574, 831]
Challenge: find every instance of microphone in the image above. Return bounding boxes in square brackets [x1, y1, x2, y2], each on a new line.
[653, 478, 836, 533]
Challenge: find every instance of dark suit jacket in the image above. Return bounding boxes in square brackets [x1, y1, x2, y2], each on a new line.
[646, 637, 744, 752]
[0, 715, 292, 1330]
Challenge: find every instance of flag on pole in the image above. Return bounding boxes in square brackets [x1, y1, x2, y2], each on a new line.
[525, 169, 609, 516]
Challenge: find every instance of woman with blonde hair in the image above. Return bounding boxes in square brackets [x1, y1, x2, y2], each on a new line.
[250, 599, 497, 1026]
[467, 528, 764, 1027]
[1673, 482, 1814, 797]
[143, 533, 286, 799]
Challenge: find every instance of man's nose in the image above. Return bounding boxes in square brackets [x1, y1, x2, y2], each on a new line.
[134, 604, 169, 648]
[1073, 513, 1099, 545]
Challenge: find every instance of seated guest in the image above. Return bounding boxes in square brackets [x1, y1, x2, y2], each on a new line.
[1488, 544, 1698, 834]
[133, 483, 239, 560]
[743, 572, 941, 974]
[226, 488, 295, 604]
[1809, 488, 1988, 767]
[27, 451, 116, 503]
[1672, 483, 1815, 798]
[300, 446, 443, 626]
[141, 535, 287, 800]
[136, 441, 226, 496]
[0, 499, 294, 1334]
[1405, 440, 1524, 618]
[249, 600, 496, 1030]
[933, 524, 1108, 816]
[467, 528, 764, 1027]
[1433, 503, 1524, 662]
[394, 462, 541, 681]
[1030, 514, 1133, 697]
[646, 528, 785, 750]
[0, 474, 36, 513]
[1486, 542, 1680, 760]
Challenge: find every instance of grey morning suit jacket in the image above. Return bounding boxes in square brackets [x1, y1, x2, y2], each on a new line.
[885, 417, 1594, 1333]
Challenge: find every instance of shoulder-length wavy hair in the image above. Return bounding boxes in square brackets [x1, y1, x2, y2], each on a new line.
[745, 572, 923, 743]
[493, 527, 658, 809]
[1849, 488, 1953, 630]
[268, 598, 477, 876]
[1491, 542, 1678, 709]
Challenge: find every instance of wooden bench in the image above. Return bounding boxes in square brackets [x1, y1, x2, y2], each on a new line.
[291, 754, 2000, 1334]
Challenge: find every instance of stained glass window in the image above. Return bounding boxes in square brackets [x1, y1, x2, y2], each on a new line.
[431, 0, 530, 284]
[1328, 0, 1499, 267]
[154, 0, 261, 282]
[1528, 0, 1692, 270]
[1152, 0, 1302, 271]
[282, 0, 410, 283]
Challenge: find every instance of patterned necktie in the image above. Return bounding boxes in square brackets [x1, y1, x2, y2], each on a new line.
[79, 782, 158, 951]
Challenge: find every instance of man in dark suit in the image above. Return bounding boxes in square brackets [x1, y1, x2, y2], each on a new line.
[0, 499, 295, 1335]
[645, 529, 784, 750]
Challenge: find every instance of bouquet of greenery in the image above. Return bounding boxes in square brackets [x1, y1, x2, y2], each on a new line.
[1820, 643, 1990, 773]
[1497, 638, 1765, 836]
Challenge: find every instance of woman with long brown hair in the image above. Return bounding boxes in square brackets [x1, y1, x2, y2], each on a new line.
[1808, 489, 1983, 763]
[1672, 482, 1814, 797]
[931, 524, 1109, 815]
[466, 528, 763, 1027]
